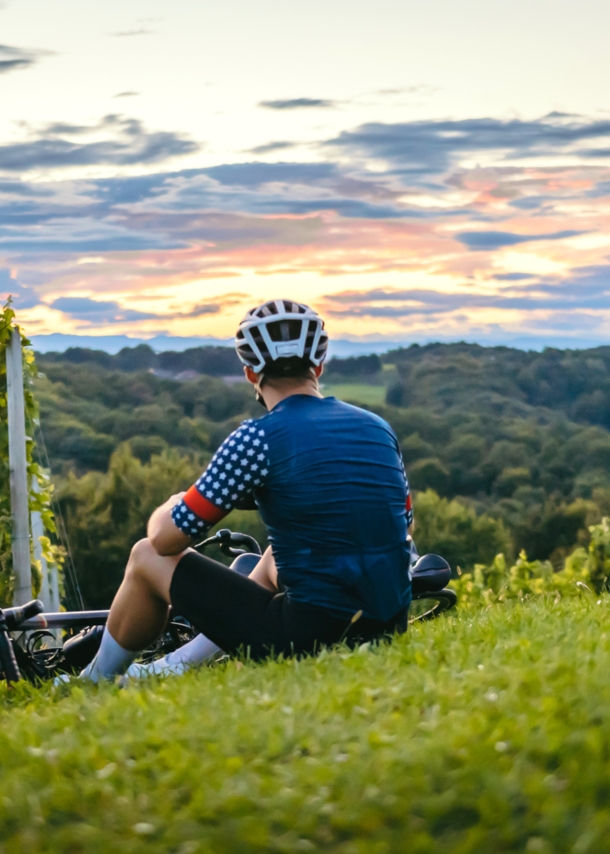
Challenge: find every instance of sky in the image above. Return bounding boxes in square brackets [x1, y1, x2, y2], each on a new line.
[0, 0, 609, 350]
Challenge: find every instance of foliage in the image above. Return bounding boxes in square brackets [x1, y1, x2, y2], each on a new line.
[413, 489, 512, 571]
[56, 445, 205, 607]
[5, 598, 610, 851]
[325, 353, 382, 378]
[451, 517, 610, 607]
[0, 302, 62, 606]
[382, 341, 610, 426]
[39, 343, 243, 376]
[33, 358, 258, 476]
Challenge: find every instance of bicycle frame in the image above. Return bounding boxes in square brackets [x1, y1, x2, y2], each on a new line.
[18, 610, 109, 631]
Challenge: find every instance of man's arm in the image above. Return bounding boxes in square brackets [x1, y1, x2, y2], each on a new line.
[151, 419, 271, 556]
[148, 492, 193, 556]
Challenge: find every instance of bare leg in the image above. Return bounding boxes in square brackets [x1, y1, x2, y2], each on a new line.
[123, 545, 279, 680]
[248, 546, 278, 592]
[107, 538, 188, 651]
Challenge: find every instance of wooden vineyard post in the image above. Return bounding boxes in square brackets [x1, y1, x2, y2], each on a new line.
[6, 328, 31, 605]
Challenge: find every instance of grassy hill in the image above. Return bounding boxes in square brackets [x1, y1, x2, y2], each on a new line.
[3, 594, 610, 852]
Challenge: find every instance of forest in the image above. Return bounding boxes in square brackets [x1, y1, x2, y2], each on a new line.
[31, 341, 610, 607]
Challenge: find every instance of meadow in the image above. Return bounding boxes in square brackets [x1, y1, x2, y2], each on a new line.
[3, 594, 610, 853]
[320, 382, 388, 407]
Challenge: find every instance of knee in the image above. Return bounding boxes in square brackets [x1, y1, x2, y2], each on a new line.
[126, 538, 157, 582]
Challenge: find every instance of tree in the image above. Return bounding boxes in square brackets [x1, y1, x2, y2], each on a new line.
[413, 489, 512, 573]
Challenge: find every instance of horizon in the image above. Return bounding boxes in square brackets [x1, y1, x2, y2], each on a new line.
[29, 330, 610, 357]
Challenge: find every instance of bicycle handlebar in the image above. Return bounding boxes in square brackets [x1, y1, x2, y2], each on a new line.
[3, 599, 45, 631]
[195, 528, 262, 557]
[0, 609, 21, 683]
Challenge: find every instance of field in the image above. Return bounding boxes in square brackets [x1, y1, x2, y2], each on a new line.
[321, 382, 388, 407]
[3, 596, 610, 853]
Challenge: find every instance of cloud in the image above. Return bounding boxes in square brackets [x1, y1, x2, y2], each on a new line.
[322, 267, 610, 317]
[0, 43, 47, 75]
[0, 181, 54, 197]
[110, 29, 152, 37]
[88, 160, 418, 221]
[456, 229, 585, 251]
[50, 296, 159, 323]
[48, 294, 237, 326]
[202, 161, 337, 188]
[327, 114, 610, 176]
[182, 295, 245, 317]
[259, 98, 336, 110]
[0, 268, 40, 309]
[114, 91, 139, 98]
[373, 86, 437, 97]
[1, 108, 609, 343]
[184, 303, 224, 318]
[587, 180, 610, 198]
[0, 115, 199, 172]
[248, 141, 296, 155]
[493, 273, 534, 281]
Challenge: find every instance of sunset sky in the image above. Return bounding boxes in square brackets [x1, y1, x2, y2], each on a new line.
[1, 0, 610, 349]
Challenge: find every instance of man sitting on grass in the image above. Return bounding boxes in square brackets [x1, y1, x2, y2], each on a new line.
[81, 299, 414, 681]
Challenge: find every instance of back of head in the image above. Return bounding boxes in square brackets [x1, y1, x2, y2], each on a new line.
[235, 299, 328, 384]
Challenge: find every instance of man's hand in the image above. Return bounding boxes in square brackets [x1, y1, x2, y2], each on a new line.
[167, 491, 186, 505]
[147, 492, 193, 556]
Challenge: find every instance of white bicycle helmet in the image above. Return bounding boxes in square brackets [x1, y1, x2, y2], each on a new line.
[235, 299, 328, 375]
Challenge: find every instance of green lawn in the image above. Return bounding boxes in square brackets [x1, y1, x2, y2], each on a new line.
[322, 383, 387, 407]
[2, 596, 610, 852]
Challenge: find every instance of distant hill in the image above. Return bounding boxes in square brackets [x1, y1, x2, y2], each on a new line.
[31, 331, 610, 356]
[31, 333, 409, 359]
[381, 340, 610, 429]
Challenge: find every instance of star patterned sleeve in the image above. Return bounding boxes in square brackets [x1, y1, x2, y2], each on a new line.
[171, 419, 270, 538]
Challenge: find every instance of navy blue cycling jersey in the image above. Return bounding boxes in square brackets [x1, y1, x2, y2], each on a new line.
[172, 395, 413, 621]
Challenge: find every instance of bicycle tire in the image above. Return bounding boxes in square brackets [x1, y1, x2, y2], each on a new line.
[409, 588, 457, 623]
[0, 629, 20, 684]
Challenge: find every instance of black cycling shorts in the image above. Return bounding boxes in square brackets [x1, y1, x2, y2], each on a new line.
[169, 551, 407, 661]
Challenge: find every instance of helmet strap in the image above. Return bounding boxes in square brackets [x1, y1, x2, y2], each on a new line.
[254, 374, 268, 410]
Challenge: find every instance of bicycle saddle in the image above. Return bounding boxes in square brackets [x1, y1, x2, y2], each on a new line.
[411, 554, 451, 595]
[230, 553, 261, 577]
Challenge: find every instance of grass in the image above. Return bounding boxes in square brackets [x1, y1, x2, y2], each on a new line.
[322, 383, 387, 407]
[3, 596, 610, 852]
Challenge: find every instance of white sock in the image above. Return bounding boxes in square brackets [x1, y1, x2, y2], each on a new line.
[80, 628, 138, 683]
[125, 633, 221, 679]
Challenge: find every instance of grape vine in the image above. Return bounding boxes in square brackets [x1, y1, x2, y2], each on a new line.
[0, 300, 63, 606]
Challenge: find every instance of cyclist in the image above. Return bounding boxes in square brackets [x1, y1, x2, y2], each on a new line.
[81, 299, 414, 682]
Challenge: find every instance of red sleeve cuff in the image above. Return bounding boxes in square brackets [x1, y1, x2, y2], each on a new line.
[183, 485, 228, 525]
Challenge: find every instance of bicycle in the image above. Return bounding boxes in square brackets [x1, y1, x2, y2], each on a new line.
[0, 530, 456, 685]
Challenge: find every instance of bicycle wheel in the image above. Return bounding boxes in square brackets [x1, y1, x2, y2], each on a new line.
[0, 629, 20, 684]
[409, 588, 457, 623]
